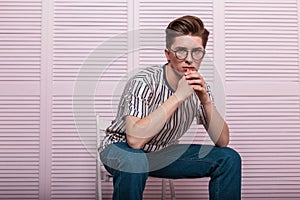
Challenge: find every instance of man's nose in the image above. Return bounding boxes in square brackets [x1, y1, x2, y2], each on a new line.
[185, 52, 193, 64]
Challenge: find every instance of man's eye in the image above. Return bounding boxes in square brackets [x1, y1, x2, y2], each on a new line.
[193, 50, 202, 54]
[193, 49, 203, 53]
[176, 49, 187, 53]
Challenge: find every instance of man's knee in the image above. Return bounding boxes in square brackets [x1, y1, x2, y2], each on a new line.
[121, 151, 149, 173]
[221, 147, 242, 168]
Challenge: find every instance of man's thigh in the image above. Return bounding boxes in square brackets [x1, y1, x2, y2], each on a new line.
[148, 144, 224, 179]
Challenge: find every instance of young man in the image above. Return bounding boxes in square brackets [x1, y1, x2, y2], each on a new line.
[100, 15, 241, 200]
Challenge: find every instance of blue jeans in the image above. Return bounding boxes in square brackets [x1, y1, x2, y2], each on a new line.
[100, 142, 241, 200]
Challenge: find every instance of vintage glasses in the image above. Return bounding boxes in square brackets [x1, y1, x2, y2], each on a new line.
[168, 47, 205, 61]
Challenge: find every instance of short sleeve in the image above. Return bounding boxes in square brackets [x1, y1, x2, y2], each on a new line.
[195, 83, 214, 125]
[122, 79, 152, 119]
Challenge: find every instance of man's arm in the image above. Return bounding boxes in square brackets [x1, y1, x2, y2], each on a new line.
[202, 101, 229, 147]
[126, 77, 193, 149]
[126, 94, 179, 149]
[185, 71, 229, 147]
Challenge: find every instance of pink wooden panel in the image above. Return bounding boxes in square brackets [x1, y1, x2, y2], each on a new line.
[138, 1, 215, 199]
[0, 0, 42, 199]
[52, 0, 128, 199]
[225, 0, 300, 199]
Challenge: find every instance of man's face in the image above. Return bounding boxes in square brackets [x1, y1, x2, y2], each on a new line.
[165, 35, 204, 76]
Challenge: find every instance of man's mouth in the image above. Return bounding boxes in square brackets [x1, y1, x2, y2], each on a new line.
[183, 66, 197, 72]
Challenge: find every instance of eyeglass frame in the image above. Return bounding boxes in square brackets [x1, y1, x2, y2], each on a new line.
[167, 47, 206, 61]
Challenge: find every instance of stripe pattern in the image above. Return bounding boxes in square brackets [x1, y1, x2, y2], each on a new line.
[101, 64, 210, 152]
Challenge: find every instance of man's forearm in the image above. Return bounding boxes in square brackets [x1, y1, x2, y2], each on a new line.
[202, 101, 229, 147]
[126, 94, 181, 149]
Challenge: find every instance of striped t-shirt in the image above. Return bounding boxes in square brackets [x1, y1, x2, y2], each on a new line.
[101, 64, 212, 152]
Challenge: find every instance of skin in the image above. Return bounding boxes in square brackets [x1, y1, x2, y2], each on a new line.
[126, 35, 229, 149]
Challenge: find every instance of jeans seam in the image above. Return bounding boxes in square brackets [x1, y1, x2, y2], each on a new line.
[214, 166, 220, 200]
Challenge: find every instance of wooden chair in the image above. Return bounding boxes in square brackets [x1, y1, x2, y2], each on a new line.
[96, 114, 176, 200]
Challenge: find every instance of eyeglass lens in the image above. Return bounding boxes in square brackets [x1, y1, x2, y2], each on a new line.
[175, 49, 204, 60]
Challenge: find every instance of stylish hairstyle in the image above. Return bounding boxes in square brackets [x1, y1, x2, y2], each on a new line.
[165, 15, 210, 49]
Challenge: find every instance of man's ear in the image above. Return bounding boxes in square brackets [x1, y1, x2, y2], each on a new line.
[164, 48, 170, 61]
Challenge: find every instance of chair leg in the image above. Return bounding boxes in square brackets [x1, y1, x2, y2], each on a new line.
[169, 179, 176, 200]
[96, 160, 102, 200]
[161, 179, 176, 200]
[161, 179, 166, 200]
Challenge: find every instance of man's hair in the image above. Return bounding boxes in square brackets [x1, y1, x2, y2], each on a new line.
[165, 15, 209, 49]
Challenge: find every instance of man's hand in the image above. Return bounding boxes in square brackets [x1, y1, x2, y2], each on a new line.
[174, 76, 194, 103]
[184, 70, 211, 105]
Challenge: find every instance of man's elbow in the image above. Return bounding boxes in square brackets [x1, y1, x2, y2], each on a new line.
[215, 139, 229, 147]
[126, 135, 145, 150]
[215, 133, 230, 147]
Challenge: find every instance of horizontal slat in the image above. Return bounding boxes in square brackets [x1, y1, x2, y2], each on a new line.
[0, 95, 40, 199]
[51, 91, 120, 198]
[227, 91, 300, 198]
[0, 1, 41, 83]
[53, 1, 128, 83]
[224, 0, 299, 82]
